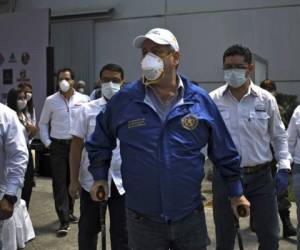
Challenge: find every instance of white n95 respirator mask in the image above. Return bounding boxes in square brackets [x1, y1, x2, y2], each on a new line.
[141, 52, 164, 84]
[59, 80, 70, 93]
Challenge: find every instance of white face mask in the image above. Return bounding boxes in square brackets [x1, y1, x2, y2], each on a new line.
[17, 99, 27, 110]
[26, 92, 32, 101]
[224, 69, 247, 88]
[78, 88, 85, 93]
[101, 82, 121, 100]
[59, 79, 70, 93]
[141, 52, 164, 84]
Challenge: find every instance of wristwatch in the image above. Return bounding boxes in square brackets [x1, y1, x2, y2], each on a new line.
[3, 194, 17, 205]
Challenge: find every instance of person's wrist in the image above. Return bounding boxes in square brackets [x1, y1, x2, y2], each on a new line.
[3, 194, 17, 206]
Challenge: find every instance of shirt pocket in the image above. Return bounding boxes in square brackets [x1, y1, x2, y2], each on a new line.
[251, 111, 270, 132]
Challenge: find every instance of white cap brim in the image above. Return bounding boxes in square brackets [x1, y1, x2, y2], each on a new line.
[133, 34, 170, 49]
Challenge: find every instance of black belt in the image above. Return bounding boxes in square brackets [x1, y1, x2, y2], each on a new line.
[243, 162, 271, 175]
[51, 137, 72, 145]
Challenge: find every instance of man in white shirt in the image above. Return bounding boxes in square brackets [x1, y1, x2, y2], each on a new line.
[210, 44, 291, 250]
[69, 64, 129, 250]
[287, 105, 300, 249]
[39, 68, 89, 237]
[0, 103, 28, 248]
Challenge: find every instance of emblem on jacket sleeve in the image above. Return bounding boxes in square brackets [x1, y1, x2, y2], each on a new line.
[181, 114, 198, 130]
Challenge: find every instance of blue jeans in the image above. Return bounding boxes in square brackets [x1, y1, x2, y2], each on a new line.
[292, 163, 300, 250]
[213, 167, 279, 250]
[126, 205, 209, 250]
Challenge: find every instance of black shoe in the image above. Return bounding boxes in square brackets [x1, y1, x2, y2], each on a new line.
[283, 224, 297, 238]
[69, 214, 79, 224]
[57, 223, 70, 237]
[279, 210, 297, 238]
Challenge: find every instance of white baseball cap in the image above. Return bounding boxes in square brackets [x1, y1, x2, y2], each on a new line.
[133, 28, 179, 52]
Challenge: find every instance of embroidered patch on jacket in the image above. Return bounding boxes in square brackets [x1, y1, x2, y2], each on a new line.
[181, 114, 198, 130]
[128, 118, 146, 128]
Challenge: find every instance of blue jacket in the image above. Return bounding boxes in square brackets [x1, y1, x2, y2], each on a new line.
[86, 75, 243, 222]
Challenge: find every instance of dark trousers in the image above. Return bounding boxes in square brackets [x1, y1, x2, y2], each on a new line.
[78, 182, 129, 250]
[50, 141, 73, 224]
[213, 167, 279, 250]
[126, 206, 209, 250]
[21, 148, 34, 208]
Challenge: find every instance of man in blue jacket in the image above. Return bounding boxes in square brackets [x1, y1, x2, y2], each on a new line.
[86, 28, 250, 250]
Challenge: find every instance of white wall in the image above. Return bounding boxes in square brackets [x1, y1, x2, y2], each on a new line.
[51, 21, 94, 92]
[95, 17, 164, 82]
[0, 9, 49, 118]
[166, 6, 300, 83]
[15, 0, 119, 15]
[167, 0, 300, 14]
[4, 0, 300, 98]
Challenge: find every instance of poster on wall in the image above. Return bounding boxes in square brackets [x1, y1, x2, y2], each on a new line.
[17, 69, 30, 83]
[3, 69, 13, 85]
[0, 9, 49, 119]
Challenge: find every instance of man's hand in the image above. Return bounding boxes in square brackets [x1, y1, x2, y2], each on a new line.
[69, 180, 81, 200]
[275, 169, 289, 194]
[90, 180, 108, 202]
[0, 198, 14, 220]
[230, 195, 250, 218]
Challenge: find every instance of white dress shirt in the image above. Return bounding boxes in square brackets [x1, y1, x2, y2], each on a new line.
[38, 90, 90, 147]
[287, 105, 300, 164]
[70, 97, 125, 196]
[0, 104, 28, 198]
[210, 81, 291, 171]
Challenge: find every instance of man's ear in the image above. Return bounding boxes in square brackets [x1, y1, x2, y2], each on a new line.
[248, 64, 254, 72]
[247, 63, 254, 77]
[173, 51, 180, 67]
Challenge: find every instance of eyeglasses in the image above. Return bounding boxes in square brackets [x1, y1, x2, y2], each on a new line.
[142, 45, 174, 57]
[101, 77, 122, 83]
[59, 77, 71, 81]
[223, 64, 248, 70]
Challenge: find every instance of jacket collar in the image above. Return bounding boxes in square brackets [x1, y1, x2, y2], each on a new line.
[131, 74, 199, 104]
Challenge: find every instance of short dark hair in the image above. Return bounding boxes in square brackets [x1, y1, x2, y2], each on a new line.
[223, 44, 252, 64]
[260, 79, 276, 92]
[57, 68, 75, 81]
[99, 63, 124, 80]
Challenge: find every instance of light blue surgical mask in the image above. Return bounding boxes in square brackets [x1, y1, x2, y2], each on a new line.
[101, 82, 121, 100]
[224, 69, 247, 88]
